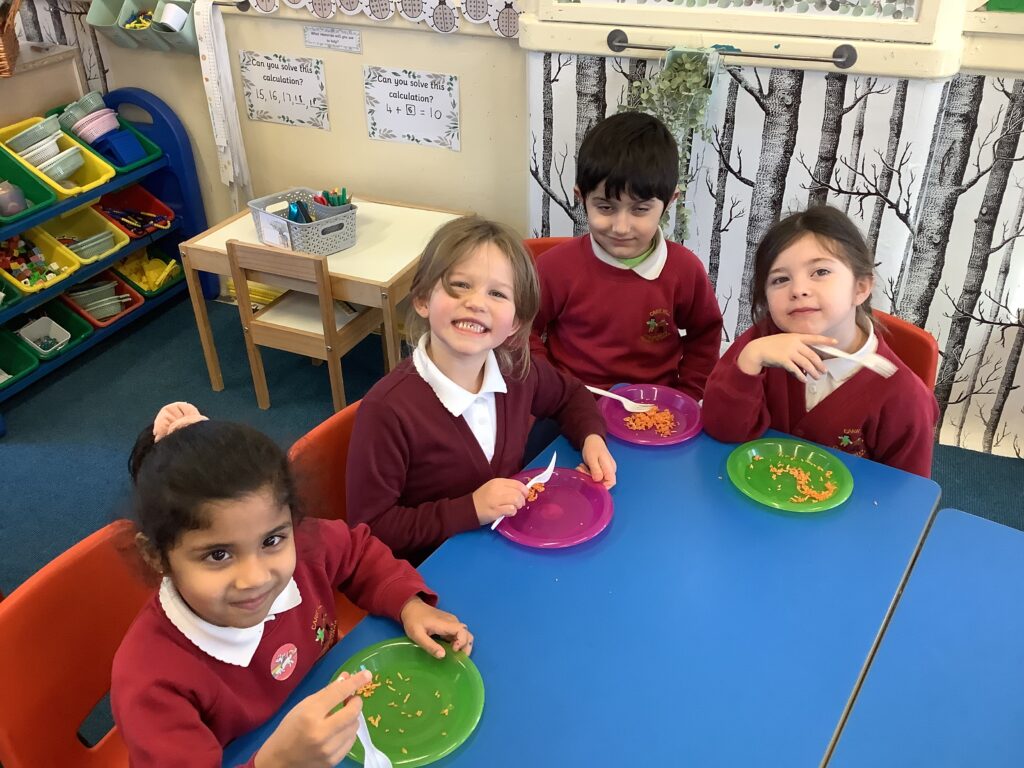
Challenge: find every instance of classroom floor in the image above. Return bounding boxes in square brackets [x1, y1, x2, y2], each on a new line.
[1, 295, 1022, 596]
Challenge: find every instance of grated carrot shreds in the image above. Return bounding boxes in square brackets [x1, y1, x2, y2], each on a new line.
[768, 462, 838, 503]
[623, 406, 677, 437]
[526, 482, 546, 502]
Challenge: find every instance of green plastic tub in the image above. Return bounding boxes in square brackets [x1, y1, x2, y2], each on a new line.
[45, 104, 162, 174]
[0, 330, 39, 389]
[13, 299, 94, 361]
[0, 147, 58, 226]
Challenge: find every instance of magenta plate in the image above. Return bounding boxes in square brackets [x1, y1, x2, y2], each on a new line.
[598, 383, 702, 446]
[496, 467, 613, 549]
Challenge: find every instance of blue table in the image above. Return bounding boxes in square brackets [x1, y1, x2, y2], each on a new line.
[828, 508, 1024, 768]
[224, 433, 939, 767]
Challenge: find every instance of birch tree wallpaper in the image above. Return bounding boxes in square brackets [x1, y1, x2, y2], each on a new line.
[528, 54, 1024, 458]
[14, 0, 109, 92]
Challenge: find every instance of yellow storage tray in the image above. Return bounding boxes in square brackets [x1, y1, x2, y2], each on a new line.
[0, 227, 80, 293]
[0, 118, 115, 200]
[36, 204, 129, 264]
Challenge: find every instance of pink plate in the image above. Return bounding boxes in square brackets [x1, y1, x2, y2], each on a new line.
[598, 383, 703, 446]
[496, 467, 613, 549]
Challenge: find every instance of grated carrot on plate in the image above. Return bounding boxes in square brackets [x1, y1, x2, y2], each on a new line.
[623, 406, 677, 437]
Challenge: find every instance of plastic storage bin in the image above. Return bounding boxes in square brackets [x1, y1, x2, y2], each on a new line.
[0, 148, 55, 225]
[62, 269, 144, 328]
[37, 205, 129, 265]
[0, 118, 115, 200]
[116, 0, 172, 51]
[0, 279, 21, 310]
[14, 300, 93, 360]
[114, 246, 183, 296]
[17, 315, 71, 359]
[248, 187, 357, 256]
[0, 227, 80, 294]
[95, 184, 175, 237]
[0, 330, 37, 390]
[86, 0, 139, 48]
[45, 103, 162, 174]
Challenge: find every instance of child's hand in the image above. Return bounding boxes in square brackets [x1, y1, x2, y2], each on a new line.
[254, 669, 369, 768]
[400, 597, 474, 659]
[472, 478, 528, 525]
[578, 434, 617, 489]
[736, 333, 836, 383]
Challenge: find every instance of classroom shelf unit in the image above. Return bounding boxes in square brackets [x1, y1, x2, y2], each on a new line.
[0, 87, 212, 437]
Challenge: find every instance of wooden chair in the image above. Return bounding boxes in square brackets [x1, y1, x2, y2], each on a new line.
[289, 401, 368, 633]
[0, 521, 152, 768]
[523, 236, 570, 263]
[874, 309, 939, 390]
[227, 239, 385, 412]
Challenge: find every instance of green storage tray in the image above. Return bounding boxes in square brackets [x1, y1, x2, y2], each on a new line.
[45, 104, 163, 174]
[114, 246, 184, 297]
[0, 329, 39, 390]
[12, 299, 94, 360]
[0, 279, 22, 311]
[0, 147, 58, 226]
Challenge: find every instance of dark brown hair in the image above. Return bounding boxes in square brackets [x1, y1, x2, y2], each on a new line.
[751, 205, 876, 327]
[405, 215, 540, 379]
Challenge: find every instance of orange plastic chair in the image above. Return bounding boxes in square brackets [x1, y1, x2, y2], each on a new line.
[289, 400, 367, 633]
[874, 309, 939, 389]
[0, 520, 153, 768]
[523, 236, 570, 263]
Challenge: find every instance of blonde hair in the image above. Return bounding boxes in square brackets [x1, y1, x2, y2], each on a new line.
[406, 216, 540, 379]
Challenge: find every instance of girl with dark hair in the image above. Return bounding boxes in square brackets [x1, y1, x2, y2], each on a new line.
[703, 206, 938, 477]
[112, 403, 473, 767]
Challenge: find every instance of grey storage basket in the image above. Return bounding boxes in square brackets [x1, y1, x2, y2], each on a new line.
[247, 187, 357, 257]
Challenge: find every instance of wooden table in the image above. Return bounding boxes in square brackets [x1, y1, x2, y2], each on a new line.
[224, 432, 940, 767]
[179, 198, 462, 390]
[828, 508, 1024, 768]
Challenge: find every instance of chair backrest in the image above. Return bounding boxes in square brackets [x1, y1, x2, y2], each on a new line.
[523, 237, 570, 263]
[0, 521, 153, 768]
[874, 309, 939, 389]
[288, 400, 363, 522]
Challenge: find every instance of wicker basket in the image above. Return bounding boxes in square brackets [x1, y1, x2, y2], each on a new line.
[0, 0, 22, 78]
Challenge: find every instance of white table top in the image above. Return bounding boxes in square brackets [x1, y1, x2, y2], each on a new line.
[190, 200, 461, 285]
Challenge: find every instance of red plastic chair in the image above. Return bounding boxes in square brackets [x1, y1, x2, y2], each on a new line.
[0, 521, 153, 768]
[523, 237, 570, 263]
[289, 400, 367, 633]
[874, 309, 939, 389]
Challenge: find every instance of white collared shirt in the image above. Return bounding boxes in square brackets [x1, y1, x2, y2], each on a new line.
[412, 335, 507, 461]
[590, 228, 668, 281]
[805, 320, 879, 411]
[158, 576, 302, 667]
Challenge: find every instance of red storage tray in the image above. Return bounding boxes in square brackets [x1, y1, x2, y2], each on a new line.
[60, 269, 144, 328]
[94, 185, 175, 239]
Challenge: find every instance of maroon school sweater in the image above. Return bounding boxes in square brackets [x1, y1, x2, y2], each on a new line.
[529, 234, 723, 400]
[702, 322, 939, 477]
[346, 354, 606, 563]
[111, 518, 435, 768]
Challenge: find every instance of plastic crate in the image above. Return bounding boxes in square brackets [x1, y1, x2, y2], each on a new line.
[37, 205, 129, 265]
[0, 118, 115, 200]
[0, 147, 57, 225]
[0, 278, 21, 310]
[0, 329, 37, 389]
[113, 246, 183, 297]
[248, 187, 357, 256]
[45, 103, 163, 174]
[22, 299, 93, 359]
[61, 269, 144, 328]
[95, 184, 175, 238]
[0, 227, 80, 294]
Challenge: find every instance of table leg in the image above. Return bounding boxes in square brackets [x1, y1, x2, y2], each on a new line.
[182, 254, 224, 392]
[380, 288, 403, 372]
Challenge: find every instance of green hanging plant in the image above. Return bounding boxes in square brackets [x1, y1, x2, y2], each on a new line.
[619, 49, 718, 240]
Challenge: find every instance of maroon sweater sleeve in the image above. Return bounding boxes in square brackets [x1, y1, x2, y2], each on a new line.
[312, 518, 438, 616]
[529, 252, 562, 364]
[527, 353, 606, 447]
[871, 377, 939, 477]
[674, 254, 723, 400]
[346, 398, 480, 560]
[702, 327, 772, 443]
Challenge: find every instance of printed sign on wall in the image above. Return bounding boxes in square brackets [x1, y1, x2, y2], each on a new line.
[239, 51, 330, 130]
[362, 66, 460, 151]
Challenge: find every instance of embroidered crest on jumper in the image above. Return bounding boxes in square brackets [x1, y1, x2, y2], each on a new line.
[642, 308, 672, 343]
[836, 428, 866, 456]
[311, 603, 338, 657]
[271, 643, 298, 681]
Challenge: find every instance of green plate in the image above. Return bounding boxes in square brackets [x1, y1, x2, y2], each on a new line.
[331, 637, 484, 767]
[726, 438, 854, 513]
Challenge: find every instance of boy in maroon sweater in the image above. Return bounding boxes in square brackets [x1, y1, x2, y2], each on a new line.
[530, 112, 723, 400]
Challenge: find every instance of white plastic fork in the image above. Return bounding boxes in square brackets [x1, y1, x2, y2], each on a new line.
[356, 710, 393, 768]
[491, 451, 558, 530]
[585, 385, 656, 413]
[811, 344, 897, 379]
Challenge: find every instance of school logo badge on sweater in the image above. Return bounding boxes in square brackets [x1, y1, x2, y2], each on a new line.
[311, 603, 338, 658]
[642, 308, 672, 343]
[835, 429, 866, 457]
[271, 644, 298, 681]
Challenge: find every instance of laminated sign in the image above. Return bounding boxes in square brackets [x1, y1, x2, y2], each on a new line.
[362, 66, 460, 150]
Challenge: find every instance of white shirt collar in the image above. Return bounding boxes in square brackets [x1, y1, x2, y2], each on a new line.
[590, 228, 668, 281]
[822, 319, 878, 384]
[412, 335, 507, 417]
[158, 577, 302, 667]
